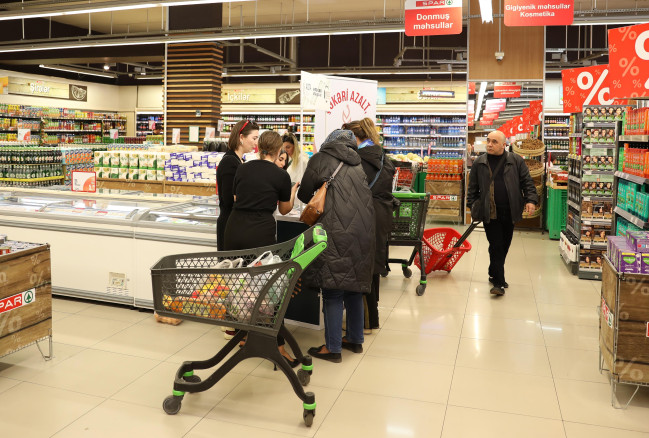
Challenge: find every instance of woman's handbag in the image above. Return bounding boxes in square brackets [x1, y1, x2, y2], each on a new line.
[300, 161, 344, 226]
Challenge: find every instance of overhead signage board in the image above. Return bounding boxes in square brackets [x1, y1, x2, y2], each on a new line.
[485, 99, 507, 112]
[504, 0, 574, 27]
[385, 84, 466, 103]
[530, 100, 543, 125]
[7, 77, 88, 102]
[562, 65, 614, 113]
[607, 23, 649, 99]
[494, 82, 522, 98]
[405, 0, 463, 36]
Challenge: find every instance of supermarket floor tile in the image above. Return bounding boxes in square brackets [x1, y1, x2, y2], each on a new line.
[0, 382, 103, 438]
[314, 391, 446, 438]
[52, 399, 201, 438]
[441, 406, 566, 438]
[455, 337, 552, 377]
[344, 355, 454, 404]
[3, 229, 649, 436]
[111, 360, 247, 417]
[206, 375, 341, 437]
[26, 348, 159, 398]
[0, 341, 84, 381]
[448, 366, 562, 419]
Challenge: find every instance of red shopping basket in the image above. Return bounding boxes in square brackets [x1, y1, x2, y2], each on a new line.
[414, 227, 473, 274]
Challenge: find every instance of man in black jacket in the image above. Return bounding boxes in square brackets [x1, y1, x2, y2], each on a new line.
[467, 130, 539, 296]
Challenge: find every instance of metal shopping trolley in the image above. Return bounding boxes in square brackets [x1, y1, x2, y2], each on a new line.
[385, 192, 430, 296]
[151, 226, 328, 427]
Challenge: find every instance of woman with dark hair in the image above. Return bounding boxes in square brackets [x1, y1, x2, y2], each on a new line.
[224, 130, 300, 366]
[343, 118, 396, 335]
[275, 148, 289, 169]
[216, 120, 259, 251]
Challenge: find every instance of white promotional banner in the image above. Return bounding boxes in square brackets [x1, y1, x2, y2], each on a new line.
[300, 71, 330, 111]
[314, 76, 378, 149]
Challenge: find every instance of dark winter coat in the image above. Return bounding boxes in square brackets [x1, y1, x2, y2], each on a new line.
[358, 145, 397, 275]
[297, 137, 376, 293]
[466, 151, 539, 224]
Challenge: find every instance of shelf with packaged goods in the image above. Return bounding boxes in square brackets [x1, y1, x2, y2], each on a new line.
[0, 176, 63, 182]
[566, 223, 579, 237]
[583, 144, 616, 149]
[0, 128, 40, 132]
[581, 242, 607, 249]
[547, 149, 570, 153]
[567, 199, 580, 211]
[569, 133, 583, 137]
[581, 218, 613, 225]
[578, 268, 602, 280]
[614, 206, 649, 229]
[43, 130, 102, 133]
[583, 170, 614, 175]
[544, 136, 570, 140]
[584, 121, 619, 128]
[382, 134, 437, 138]
[568, 175, 581, 183]
[619, 135, 649, 142]
[614, 171, 649, 185]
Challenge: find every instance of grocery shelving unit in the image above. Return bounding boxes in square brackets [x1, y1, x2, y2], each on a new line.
[543, 113, 570, 171]
[563, 105, 624, 280]
[136, 112, 164, 137]
[613, 134, 649, 233]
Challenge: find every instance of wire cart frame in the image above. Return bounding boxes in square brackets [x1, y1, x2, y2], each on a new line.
[385, 192, 430, 296]
[151, 226, 328, 427]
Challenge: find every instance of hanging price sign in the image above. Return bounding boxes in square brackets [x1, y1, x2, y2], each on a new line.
[405, 0, 463, 36]
[562, 65, 614, 113]
[608, 23, 649, 99]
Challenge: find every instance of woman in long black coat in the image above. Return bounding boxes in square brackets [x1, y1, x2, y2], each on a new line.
[344, 118, 396, 332]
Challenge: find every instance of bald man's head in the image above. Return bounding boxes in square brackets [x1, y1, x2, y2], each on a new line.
[486, 130, 507, 156]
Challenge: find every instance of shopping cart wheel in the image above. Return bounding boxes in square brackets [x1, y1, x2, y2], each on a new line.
[402, 266, 412, 278]
[183, 375, 201, 384]
[303, 409, 315, 427]
[416, 284, 426, 296]
[162, 395, 182, 415]
[297, 369, 311, 386]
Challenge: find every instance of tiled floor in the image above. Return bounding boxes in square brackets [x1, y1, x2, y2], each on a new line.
[1, 228, 649, 437]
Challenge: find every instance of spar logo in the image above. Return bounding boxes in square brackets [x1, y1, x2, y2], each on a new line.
[415, 0, 451, 6]
[0, 289, 36, 314]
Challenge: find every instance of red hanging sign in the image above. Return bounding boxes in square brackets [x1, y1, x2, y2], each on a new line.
[482, 112, 500, 121]
[511, 116, 528, 135]
[485, 99, 507, 112]
[522, 107, 533, 126]
[504, 0, 574, 27]
[468, 82, 476, 95]
[480, 120, 493, 126]
[562, 65, 615, 113]
[608, 23, 649, 99]
[530, 100, 543, 125]
[404, 0, 463, 36]
[494, 82, 522, 98]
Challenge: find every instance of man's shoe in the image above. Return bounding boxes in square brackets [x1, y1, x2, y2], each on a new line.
[489, 277, 509, 288]
[341, 339, 363, 353]
[490, 285, 506, 296]
[307, 345, 342, 363]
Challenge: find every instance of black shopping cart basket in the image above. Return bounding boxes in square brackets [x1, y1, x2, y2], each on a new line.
[385, 192, 430, 296]
[151, 225, 328, 427]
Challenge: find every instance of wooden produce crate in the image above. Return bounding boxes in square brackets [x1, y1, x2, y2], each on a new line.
[0, 244, 52, 358]
[600, 257, 649, 385]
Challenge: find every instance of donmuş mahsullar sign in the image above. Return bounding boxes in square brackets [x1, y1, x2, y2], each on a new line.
[405, 0, 462, 36]
[504, 0, 574, 27]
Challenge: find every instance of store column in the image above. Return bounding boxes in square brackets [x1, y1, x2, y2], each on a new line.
[165, 4, 223, 147]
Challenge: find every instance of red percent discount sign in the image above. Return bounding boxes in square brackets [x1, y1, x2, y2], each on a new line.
[608, 23, 649, 99]
[562, 65, 614, 113]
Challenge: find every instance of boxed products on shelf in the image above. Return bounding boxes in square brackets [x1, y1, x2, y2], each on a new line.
[94, 149, 167, 181]
[425, 157, 463, 181]
[618, 179, 649, 221]
[580, 249, 604, 270]
[623, 107, 649, 135]
[583, 127, 616, 144]
[581, 200, 613, 220]
[617, 217, 642, 236]
[583, 149, 614, 170]
[621, 144, 649, 177]
[583, 106, 624, 122]
[581, 175, 613, 196]
[165, 152, 223, 183]
[607, 232, 649, 273]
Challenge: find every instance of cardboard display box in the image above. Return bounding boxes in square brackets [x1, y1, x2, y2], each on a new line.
[0, 245, 52, 358]
[600, 257, 649, 384]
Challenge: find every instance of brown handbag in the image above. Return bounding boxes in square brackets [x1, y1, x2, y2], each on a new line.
[300, 161, 344, 226]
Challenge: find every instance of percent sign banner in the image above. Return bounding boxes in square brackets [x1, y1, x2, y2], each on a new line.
[608, 23, 649, 99]
[562, 65, 615, 113]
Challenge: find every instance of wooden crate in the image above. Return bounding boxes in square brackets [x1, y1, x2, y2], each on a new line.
[0, 245, 52, 358]
[600, 258, 649, 384]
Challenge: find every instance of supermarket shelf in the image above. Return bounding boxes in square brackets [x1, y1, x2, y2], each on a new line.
[0, 176, 63, 182]
[583, 144, 615, 149]
[614, 206, 649, 229]
[437, 134, 467, 138]
[43, 130, 102, 133]
[584, 122, 618, 127]
[544, 124, 570, 127]
[619, 135, 649, 142]
[567, 200, 580, 211]
[578, 268, 602, 280]
[568, 175, 581, 183]
[547, 149, 570, 153]
[582, 218, 612, 225]
[544, 136, 569, 140]
[581, 243, 607, 249]
[583, 170, 614, 175]
[566, 223, 579, 236]
[380, 122, 466, 127]
[0, 163, 61, 166]
[383, 134, 436, 138]
[614, 171, 649, 185]
[569, 133, 583, 137]
[0, 114, 41, 119]
[582, 196, 613, 201]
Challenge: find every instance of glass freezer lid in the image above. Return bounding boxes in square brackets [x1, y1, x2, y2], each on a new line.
[42, 199, 149, 219]
[139, 202, 217, 226]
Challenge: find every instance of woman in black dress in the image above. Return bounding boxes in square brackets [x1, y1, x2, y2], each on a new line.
[216, 120, 259, 251]
[224, 130, 300, 366]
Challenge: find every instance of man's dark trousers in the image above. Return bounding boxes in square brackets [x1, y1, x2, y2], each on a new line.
[483, 206, 515, 287]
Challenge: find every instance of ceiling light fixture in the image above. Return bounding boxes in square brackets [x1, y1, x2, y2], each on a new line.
[478, 0, 493, 23]
[103, 64, 110, 70]
[475, 81, 488, 121]
[135, 75, 163, 80]
[0, 0, 253, 21]
[39, 64, 116, 79]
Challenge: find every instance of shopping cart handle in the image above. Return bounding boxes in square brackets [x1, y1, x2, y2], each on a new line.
[452, 221, 481, 249]
[293, 226, 328, 269]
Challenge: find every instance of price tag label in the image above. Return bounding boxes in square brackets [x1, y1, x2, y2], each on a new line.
[17, 128, 30, 142]
[109, 129, 119, 140]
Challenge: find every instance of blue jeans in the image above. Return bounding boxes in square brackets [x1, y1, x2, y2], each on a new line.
[322, 289, 364, 354]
